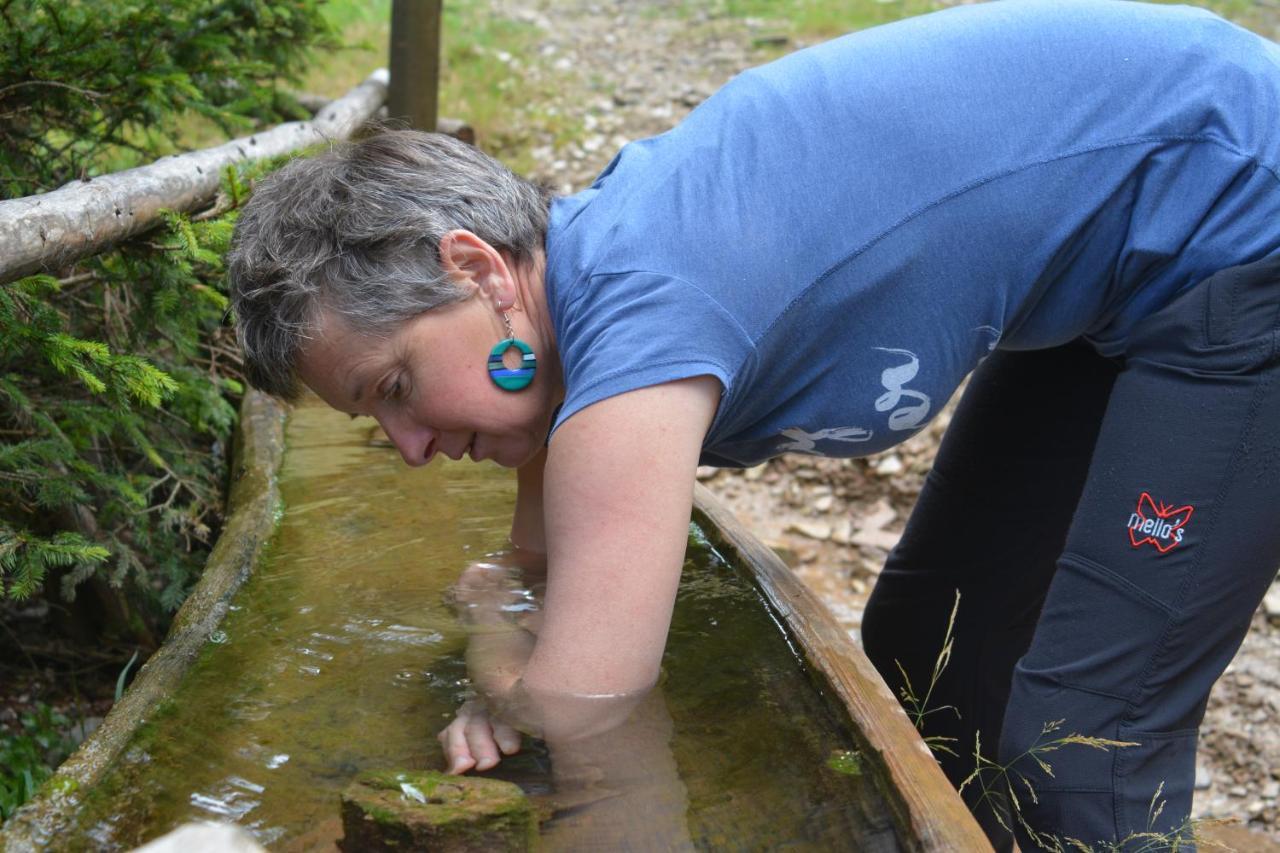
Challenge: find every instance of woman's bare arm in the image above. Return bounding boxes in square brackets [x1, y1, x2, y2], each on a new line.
[510, 446, 547, 553]
[526, 376, 719, 694]
[440, 375, 720, 762]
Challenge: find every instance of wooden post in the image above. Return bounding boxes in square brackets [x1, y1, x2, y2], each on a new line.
[388, 0, 442, 132]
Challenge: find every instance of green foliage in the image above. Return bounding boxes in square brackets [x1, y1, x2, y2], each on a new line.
[0, 1, 329, 617]
[0, 204, 252, 612]
[0, 703, 77, 822]
[960, 721, 1142, 850]
[894, 590, 961, 758]
[0, 0, 335, 197]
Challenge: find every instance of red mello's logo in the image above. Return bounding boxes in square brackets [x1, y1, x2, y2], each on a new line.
[1126, 492, 1194, 553]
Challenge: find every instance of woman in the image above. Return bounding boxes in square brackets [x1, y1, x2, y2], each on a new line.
[228, 0, 1280, 846]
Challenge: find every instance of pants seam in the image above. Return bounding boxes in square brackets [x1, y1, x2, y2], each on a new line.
[1123, 310, 1279, 723]
[1116, 724, 1198, 740]
[1227, 267, 1240, 342]
[1032, 675, 1130, 703]
[1113, 285, 1280, 835]
[1056, 552, 1174, 617]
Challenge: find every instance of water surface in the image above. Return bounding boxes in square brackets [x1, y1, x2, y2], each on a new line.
[67, 399, 899, 850]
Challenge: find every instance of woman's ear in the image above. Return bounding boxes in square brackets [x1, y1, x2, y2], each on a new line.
[439, 230, 514, 307]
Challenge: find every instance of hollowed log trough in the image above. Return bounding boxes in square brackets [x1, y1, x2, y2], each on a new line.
[0, 391, 989, 851]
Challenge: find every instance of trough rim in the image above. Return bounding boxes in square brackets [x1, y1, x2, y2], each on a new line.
[0, 391, 287, 852]
[693, 484, 993, 853]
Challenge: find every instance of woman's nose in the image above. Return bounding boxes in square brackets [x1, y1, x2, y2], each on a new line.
[378, 416, 436, 467]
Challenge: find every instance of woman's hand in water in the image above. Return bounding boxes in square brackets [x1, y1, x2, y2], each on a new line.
[438, 698, 522, 774]
[451, 552, 545, 635]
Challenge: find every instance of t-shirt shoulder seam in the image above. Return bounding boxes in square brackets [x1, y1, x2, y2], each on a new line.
[570, 357, 736, 402]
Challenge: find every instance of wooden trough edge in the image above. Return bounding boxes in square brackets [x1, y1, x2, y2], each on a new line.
[692, 483, 993, 852]
[0, 70, 392, 287]
[0, 395, 988, 850]
[0, 391, 288, 852]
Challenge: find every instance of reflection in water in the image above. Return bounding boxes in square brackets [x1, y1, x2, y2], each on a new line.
[453, 553, 694, 846]
[63, 398, 899, 850]
[189, 775, 263, 821]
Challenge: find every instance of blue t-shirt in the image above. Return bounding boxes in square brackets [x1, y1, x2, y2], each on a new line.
[545, 0, 1280, 467]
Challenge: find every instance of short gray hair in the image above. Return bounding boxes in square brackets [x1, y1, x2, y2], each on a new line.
[227, 129, 554, 399]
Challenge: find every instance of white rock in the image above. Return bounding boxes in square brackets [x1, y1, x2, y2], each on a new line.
[874, 454, 904, 476]
[743, 463, 767, 481]
[852, 527, 901, 551]
[1264, 584, 1280, 623]
[788, 520, 832, 541]
[813, 494, 834, 512]
[1195, 764, 1212, 790]
[862, 499, 898, 530]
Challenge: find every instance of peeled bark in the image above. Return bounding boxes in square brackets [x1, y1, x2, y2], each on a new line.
[0, 69, 389, 285]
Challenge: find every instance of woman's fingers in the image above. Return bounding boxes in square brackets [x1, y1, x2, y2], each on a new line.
[493, 719, 522, 755]
[465, 709, 502, 771]
[439, 715, 477, 775]
[437, 700, 521, 773]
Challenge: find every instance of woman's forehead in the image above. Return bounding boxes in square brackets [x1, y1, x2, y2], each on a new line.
[297, 317, 389, 398]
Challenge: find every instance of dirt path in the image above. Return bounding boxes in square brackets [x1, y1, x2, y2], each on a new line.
[498, 0, 1280, 845]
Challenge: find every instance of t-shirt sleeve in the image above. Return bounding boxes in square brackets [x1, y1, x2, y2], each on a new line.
[549, 270, 755, 440]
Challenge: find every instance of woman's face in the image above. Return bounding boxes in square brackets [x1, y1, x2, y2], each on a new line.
[297, 293, 558, 470]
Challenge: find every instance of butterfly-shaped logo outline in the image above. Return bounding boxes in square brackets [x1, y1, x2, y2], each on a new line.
[1127, 491, 1194, 554]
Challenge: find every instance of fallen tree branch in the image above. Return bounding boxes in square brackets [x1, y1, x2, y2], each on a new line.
[293, 90, 474, 145]
[0, 69, 390, 286]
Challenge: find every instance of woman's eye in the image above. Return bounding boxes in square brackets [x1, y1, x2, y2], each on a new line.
[383, 378, 404, 401]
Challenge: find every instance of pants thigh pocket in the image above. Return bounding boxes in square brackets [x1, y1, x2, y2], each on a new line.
[1114, 725, 1198, 843]
[1020, 555, 1171, 696]
[1129, 255, 1280, 372]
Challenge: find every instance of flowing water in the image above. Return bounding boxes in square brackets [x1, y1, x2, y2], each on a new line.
[62, 399, 900, 850]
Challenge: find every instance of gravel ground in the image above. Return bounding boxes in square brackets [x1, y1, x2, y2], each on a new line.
[498, 1, 1280, 846]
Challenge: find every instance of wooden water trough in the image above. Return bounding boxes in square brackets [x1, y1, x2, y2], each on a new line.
[1, 390, 990, 851]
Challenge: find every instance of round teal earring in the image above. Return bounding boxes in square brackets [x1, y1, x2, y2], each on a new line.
[487, 312, 536, 391]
